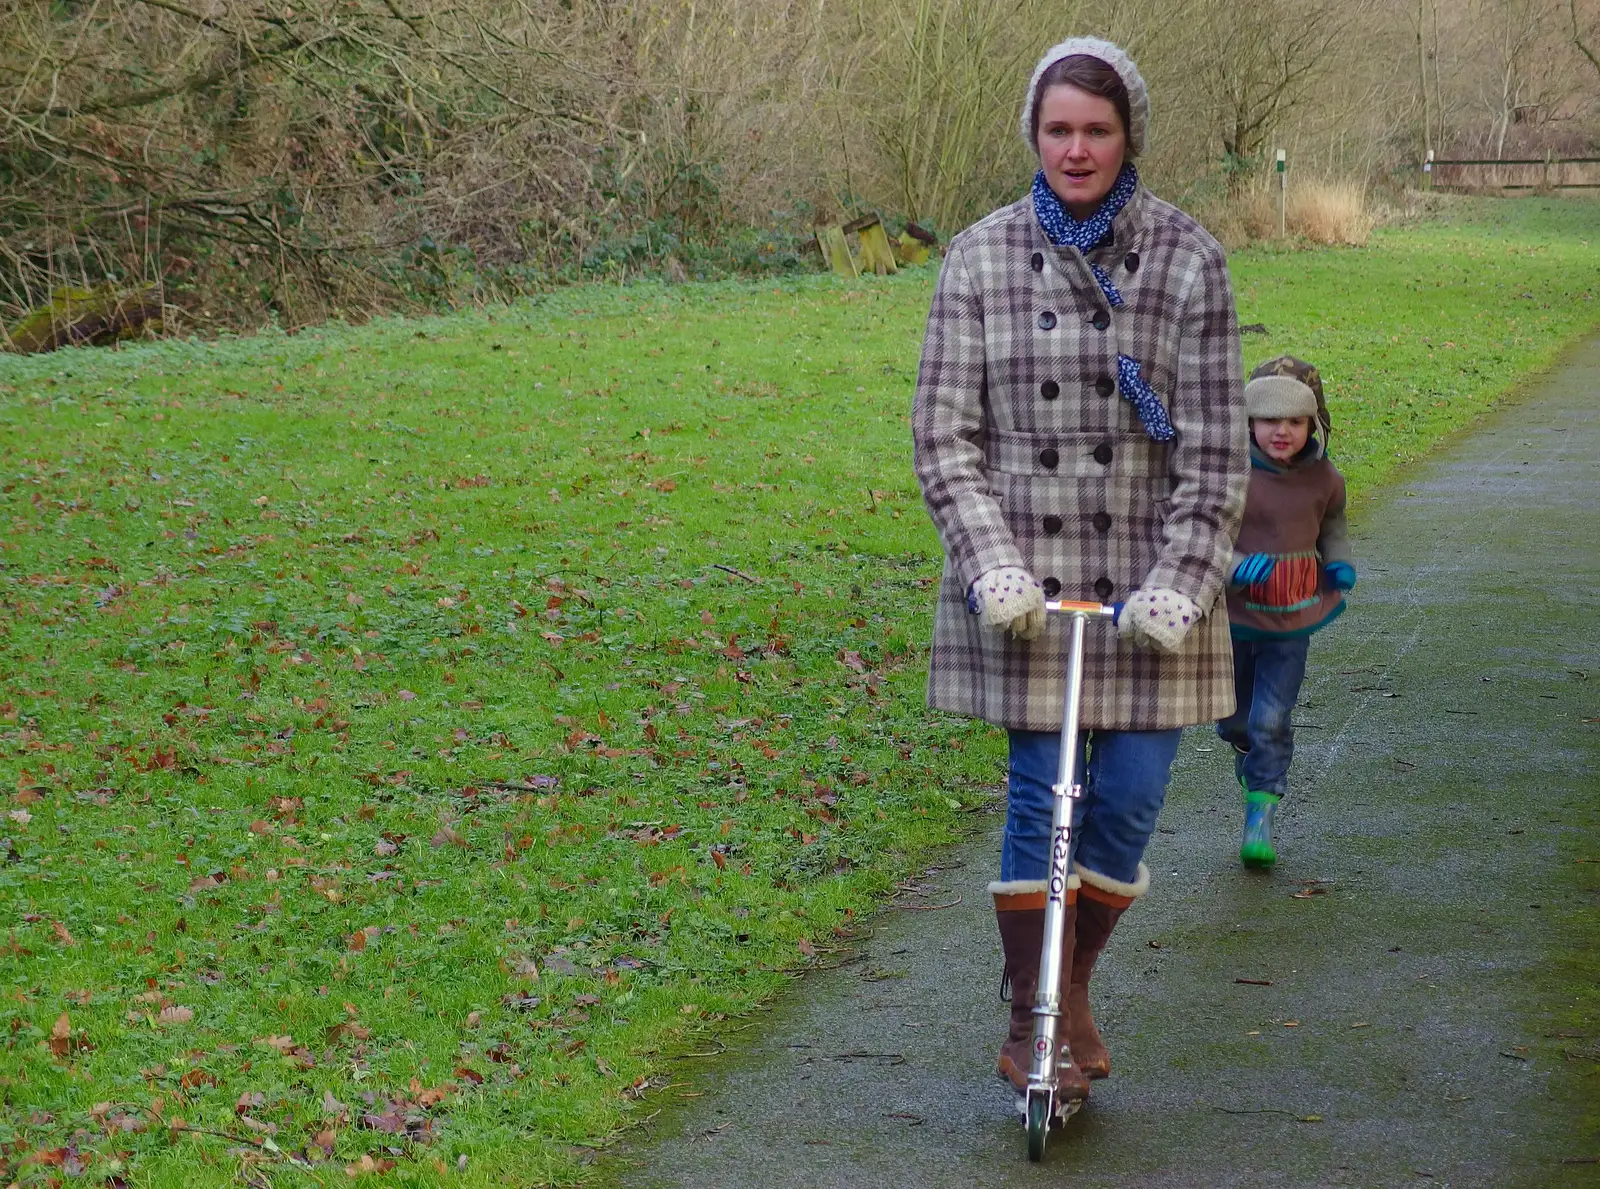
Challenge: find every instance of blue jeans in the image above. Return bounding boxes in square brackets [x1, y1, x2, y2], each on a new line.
[1002, 728, 1183, 884]
[1216, 636, 1310, 796]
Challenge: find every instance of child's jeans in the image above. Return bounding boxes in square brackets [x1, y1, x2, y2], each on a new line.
[1002, 728, 1182, 885]
[1216, 636, 1310, 796]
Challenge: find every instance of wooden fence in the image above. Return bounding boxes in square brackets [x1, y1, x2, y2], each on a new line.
[1426, 157, 1600, 193]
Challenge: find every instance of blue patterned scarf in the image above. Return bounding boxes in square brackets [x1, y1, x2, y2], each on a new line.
[1031, 165, 1176, 443]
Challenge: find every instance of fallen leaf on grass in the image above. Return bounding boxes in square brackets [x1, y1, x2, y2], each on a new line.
[48, 1012, 74, 1058]
[157, 1005, 194, 1025]
[346, 1154, 397, 1176]
[327, 1020, 371, 1044]
[797, 937, 816, 957]
[410, 1077, 452, 1107]
[837, 649, 867, 672]
[430, 823, 467, 848]
[51, 920, 76, 947]
[359, 1110, 407, 1135]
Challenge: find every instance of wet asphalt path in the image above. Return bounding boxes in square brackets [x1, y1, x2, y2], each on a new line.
[603, 339, 1600, 1188]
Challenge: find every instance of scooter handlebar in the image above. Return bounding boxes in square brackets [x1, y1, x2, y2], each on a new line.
[1044, 599, 1123, 623]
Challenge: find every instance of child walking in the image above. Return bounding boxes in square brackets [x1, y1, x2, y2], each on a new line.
[1219, 356, 1355, 868]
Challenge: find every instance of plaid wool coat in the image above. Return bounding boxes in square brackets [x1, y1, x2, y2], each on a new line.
[911, 185, 1249, 731]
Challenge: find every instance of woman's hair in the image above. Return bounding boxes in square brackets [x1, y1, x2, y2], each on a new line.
[1029, 54, 1133, 153]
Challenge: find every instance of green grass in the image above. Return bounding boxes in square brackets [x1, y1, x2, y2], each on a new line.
[0, 196, 1595, 1188]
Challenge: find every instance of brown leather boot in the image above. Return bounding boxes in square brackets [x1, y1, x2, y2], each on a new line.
[1065, 862, 1147, 1080]
[991, 879, 1089, 1106]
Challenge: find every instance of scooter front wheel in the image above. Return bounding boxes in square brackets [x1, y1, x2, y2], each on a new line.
[1026, 1090, 1050, 1161]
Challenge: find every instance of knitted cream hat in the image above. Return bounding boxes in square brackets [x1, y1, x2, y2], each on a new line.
[1244, 375, 1319, 420]
[1019, 38, 1150, 156]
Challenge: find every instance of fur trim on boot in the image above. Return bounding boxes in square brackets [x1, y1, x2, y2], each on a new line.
[1074, 860, 1150, 905]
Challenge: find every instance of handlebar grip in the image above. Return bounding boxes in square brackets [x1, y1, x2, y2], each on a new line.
[1043, 599, 1120, 621]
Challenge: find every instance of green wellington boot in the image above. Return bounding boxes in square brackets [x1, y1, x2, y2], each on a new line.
[1240, 789, 1282, 868]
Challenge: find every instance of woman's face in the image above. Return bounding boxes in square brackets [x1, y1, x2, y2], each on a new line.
[1035, 84, 1127, 219]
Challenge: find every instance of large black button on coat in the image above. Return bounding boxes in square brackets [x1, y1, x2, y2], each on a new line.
[1038, 311, 1058, 330]
[1093, 443, 1114, 465]
[1041, 380, 1060, 400]
[1031, 252, 1045, 272]
[1039, 447, 1060, 469]
[1042, 577, 1062, 598]
[1043, 515, 1063, 535]
[1095, 376, 1115, 398]
[1094, 577, 1115, 600]
[1124, 252, 1140, 272]
[1092, 310, 1110, 331]
[1092, 511, 1113, 533]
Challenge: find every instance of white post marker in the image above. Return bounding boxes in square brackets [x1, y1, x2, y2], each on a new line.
[1276, 149, 1287, 237]
[1424, 148, 1434, 191]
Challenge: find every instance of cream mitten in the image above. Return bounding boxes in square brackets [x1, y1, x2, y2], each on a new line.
[967, 566, 1047, 641]
[1117, 587, 1200, 653]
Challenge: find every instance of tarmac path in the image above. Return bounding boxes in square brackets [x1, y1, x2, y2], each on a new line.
[604, 338, 1600, 1188]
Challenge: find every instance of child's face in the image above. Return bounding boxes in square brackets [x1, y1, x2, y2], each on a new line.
[1253, 416, 1311, 463]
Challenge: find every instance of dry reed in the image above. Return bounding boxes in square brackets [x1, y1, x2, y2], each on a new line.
[1287, 179, 1374, 245]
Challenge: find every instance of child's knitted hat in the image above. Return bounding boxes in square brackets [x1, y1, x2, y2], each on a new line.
[1244, 375, 1318, 420]
[1249, 354, 1332, 439]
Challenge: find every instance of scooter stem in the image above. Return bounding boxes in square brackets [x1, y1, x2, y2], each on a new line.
[1025, 608, 1092, 1110]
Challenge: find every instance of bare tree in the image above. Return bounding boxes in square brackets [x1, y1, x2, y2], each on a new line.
[1571, 0, 1600, 79]
[1, 0, 1595, 340]
[1189, 0, 1369, 188]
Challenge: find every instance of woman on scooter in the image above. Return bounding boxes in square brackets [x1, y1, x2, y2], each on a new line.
[910, 38, 1248, 1110]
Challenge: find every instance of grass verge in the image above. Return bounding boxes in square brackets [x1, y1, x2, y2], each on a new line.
[0, 196, 1595, 1187]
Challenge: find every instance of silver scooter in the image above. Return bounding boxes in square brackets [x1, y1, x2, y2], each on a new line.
[1024, 598, 1121, 1161]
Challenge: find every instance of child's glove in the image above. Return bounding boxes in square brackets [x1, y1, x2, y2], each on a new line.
[1324, 561, 1357, 592]
[1117, 587, 1200, 654]
[967, 566, 1046, 641]
[1230, 552, 1276, 587]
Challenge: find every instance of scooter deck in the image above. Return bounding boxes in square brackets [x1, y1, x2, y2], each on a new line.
[1013, 1091, 1085, 1125]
